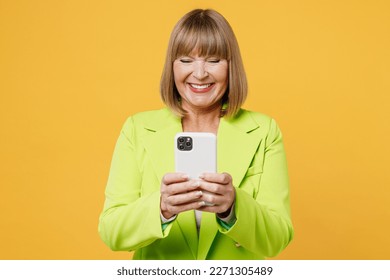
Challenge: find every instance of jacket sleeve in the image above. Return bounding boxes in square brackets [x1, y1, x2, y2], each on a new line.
[98, 117, 172, 251]
[218, 118, 294, 258]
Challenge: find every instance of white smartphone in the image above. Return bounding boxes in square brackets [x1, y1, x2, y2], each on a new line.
[175, 132, 217, 206]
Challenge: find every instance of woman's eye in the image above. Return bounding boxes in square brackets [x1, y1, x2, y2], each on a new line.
[179, 59, 192, 63]
[208, 59, 220, 63]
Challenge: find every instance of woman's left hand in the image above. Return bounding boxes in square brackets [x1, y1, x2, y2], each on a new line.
[197, 172, 236, 215]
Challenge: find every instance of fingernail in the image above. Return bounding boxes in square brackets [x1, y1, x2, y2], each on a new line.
[181, 174, 189, 180]
[199, 201, 206, 207]
[199, 174, 205, 179]
[197, 191, 203, 197]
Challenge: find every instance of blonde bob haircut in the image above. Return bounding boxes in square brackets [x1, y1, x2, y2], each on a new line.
[160, 9, 248, 118]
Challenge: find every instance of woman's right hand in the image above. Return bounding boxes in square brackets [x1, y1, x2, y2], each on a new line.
[160, 173, 204, 219]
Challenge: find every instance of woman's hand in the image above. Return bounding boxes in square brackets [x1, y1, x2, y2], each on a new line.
[160, 173, 204, 219]
[197, 172, 236, 215]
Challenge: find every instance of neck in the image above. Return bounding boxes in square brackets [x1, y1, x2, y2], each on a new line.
[181, 104, 222, 134]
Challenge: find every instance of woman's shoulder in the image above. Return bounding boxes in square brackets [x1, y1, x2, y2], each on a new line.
[233, 108, 275, 126]
[131, 108, 172, 120]
[122, 108, 180, 130]
[233, 109, 283, 136]
[240, 109, 272, 121]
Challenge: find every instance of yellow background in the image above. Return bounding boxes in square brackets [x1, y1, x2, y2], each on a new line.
[1, 0, 389, 259]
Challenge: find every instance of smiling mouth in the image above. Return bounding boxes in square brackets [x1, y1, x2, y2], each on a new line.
[189, 83, 213, 89]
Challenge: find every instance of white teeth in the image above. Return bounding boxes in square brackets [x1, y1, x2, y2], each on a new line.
[190, 83, 211, 89]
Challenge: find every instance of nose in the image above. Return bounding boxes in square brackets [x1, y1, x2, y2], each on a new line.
[192, 61, 208, 80]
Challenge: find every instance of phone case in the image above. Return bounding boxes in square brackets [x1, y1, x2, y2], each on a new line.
[175, 132, 217, 206]
[174, 132, 217, 179]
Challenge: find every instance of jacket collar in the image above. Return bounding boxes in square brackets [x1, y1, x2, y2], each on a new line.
[141, 108, 262, 259]
[141, 108, 261, 186]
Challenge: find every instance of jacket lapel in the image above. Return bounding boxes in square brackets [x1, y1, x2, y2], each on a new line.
[197, 109, 262, 259]
[142, 109, 181, 182]
[218, 110, 261, 187]
[142, 109, 260, 190]
[141, 109, 199, 258]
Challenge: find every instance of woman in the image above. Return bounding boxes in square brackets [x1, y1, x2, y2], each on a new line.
[98, 9, 293, 260]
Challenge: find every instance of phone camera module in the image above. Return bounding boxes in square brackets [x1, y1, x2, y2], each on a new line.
[177, 136, 192, 151]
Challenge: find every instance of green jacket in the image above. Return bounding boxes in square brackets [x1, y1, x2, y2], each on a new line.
[98, 108, 293, 259]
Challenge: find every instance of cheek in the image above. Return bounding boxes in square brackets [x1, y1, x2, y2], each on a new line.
[219, 73, 229, 89]
[173, 73, 180, 86]
[173, 74, 183, 89]
[215, 65, 229, 84]
[173, 64, 182, 81]
[173, 68, 188, 96]
[173, 71, 189, 89]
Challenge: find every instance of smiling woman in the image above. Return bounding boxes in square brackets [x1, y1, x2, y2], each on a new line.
[98, 9, 293, 260]
[160, 9, 247, 119]
[173, 55, 228, 117]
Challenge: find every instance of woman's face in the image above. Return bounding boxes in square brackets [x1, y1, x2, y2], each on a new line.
[173, 53, 228, 113]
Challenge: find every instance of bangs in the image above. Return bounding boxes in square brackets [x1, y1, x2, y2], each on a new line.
[173, 20, 230, 60]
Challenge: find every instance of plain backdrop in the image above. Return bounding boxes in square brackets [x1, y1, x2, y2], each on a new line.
[1, 0, 389, 259]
